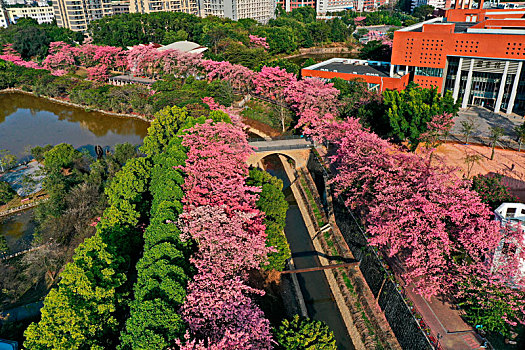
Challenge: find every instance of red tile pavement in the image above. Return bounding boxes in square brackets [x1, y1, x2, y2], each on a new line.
[404, 283, 486, 350]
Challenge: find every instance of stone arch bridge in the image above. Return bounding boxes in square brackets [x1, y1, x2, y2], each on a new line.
[247, 138, 314, 169]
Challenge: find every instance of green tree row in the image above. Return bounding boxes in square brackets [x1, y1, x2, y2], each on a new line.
[88, 7, 353, 57]
[24, 154, 153, 349]
[247, 168, 291, 271]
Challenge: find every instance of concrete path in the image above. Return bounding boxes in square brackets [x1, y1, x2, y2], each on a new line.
[452, 106, 523, 141]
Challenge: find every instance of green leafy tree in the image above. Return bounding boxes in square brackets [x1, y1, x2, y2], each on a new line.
[489, 126, 505, 160]
[275, 315, 337, 350]
[12, 25, 50, 59]
[514, 121, 525, 152]
[0, 181, 15, 205]
[471, 174, 517, 210]
[30, 144, 53, 163]
[0, 235, 8, 257]
[358, 40, 391, 61]
[460, 118, 476, 145]
[412, 5, 435, 20]
[43, 143, 82, 172]
[381, 84, 459, 150]
[25, 155, 152, 349]
[247, 168, 290, 271]
[141, 106, 191, 156]
[0, 149, 16, 172]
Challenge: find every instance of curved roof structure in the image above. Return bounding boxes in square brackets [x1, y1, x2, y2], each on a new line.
[157, 40, 208, 54]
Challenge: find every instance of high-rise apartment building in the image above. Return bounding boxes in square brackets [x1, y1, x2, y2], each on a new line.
[200, 0, 274, 23]
[129, 0, 198, 14]
[53, 0, 113, 31]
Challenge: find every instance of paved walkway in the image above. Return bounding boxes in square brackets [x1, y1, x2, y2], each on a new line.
[405, 285, 486, 350]
[452, 106, 523, 142]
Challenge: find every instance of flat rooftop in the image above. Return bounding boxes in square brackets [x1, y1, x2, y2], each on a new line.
[407, 21, 477, 33]
[304, 58, 390, 77]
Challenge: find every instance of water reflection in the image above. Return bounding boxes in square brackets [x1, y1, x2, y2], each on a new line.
[0, 93, 149, 156]
[0, 209, 35, 253]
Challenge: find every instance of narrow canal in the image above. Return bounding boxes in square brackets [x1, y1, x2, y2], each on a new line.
[263, 155, 355, 350]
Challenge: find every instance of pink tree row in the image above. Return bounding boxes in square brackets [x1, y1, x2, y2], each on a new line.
[42, 41, 126, 79]
[178, 120, 273, 349]
[0, 44, 43, 70]
[297, 111, 525, 327]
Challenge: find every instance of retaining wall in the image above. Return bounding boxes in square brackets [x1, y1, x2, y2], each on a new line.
[307, 153, 433, 350]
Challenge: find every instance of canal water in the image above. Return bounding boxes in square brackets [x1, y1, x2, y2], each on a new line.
[263, 155, 355, 350]
[0, 92, 149, 157]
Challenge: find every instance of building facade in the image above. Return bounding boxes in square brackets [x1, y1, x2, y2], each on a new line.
[390, 8, 525, 115]
[7, 5, 54, 24]
[277, 0, 315, 12]
[112, 0, 130, 15]
[129, 0, 198, 14]
[200, 0, 274, 23]
[52, 0, 113, 31]
[316, 0, 354, 14]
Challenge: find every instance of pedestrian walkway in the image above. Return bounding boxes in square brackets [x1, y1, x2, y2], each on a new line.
[404, 285, 485, 350]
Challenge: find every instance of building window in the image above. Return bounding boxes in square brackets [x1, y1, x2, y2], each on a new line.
[414, 67, 443, 77]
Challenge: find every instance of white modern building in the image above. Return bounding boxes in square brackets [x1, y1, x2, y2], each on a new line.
[199, 0, 275, 23]
[410, 0, 447, 11]
[7, 5, 54, 24]
[493, 203, 525, 283]
[316, 0, 354, 14]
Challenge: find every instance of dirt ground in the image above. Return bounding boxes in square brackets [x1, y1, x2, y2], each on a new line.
[432, 142, 525, 200]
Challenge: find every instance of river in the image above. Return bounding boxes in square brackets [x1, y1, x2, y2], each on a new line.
[0, 92, 149, 157]
[263, 155, 355, 350]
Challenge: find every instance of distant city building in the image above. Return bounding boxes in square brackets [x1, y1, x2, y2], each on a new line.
[410, 0, 447, 11]
[301, 58, 410, 92]
[7, 5, 54, 24]
[0, 8, 8, 27]
[52, 0, 113, 31]
[200, 0, 275, 23]
[391, 4, 525, 115]
[355, 0, 389, 11]
[277, 0, 315, 12]
[129, 0, 197, 15]
[316, 0, 354, 14]
[111, 0, 130, 15]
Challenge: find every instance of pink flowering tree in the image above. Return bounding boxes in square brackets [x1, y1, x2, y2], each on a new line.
[253, 66, 297, 131]
[42, 41, 75, 74]
[419, 112, 455, 150]
[285, 77, 340, 128]
[249, 35, 270, 50]
[200, 60, 255, 94]
[179, 120, 273, 348]
[127, 44, 164, 78]
[87, 64, 110, 82]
